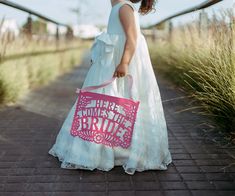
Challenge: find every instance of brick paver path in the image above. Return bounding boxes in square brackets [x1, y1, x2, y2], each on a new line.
[0, 50, 234, 196]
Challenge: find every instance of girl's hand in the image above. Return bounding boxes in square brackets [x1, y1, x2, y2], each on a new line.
[113, 63, 129, 78]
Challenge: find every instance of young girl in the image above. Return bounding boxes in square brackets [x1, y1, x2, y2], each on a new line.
[48, 0, 172, 175]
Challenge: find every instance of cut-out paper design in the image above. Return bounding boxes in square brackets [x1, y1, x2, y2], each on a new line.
[70, 75, 140, 149]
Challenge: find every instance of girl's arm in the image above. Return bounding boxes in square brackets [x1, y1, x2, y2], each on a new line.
[113, 4, 137, 78]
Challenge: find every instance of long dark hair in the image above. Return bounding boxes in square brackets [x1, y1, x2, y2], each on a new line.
[130, 0, 157, 15]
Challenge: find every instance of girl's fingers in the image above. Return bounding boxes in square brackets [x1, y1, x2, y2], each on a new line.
[119, 72, 125, 77]
[118, 72, 125, 78]
[113, 71, 125, 78]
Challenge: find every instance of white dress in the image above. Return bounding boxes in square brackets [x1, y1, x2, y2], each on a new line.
[48, 0, 172, 175]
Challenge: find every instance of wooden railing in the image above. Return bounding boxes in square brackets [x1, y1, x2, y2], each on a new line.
[142, 0, 227, 41]
[0, 0, 72, 40]
[147, 0, 223, 28]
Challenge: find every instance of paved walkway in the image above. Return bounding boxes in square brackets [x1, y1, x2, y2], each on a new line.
[0, 50, 234, 196]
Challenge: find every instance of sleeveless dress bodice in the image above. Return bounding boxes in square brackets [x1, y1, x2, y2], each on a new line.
[107, 1, 141, 35]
